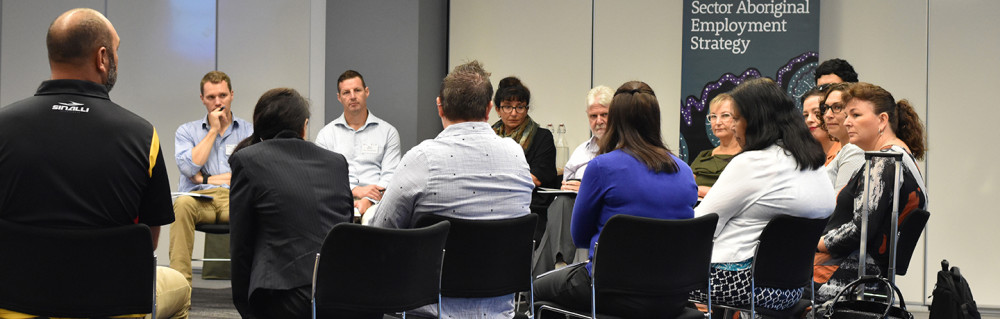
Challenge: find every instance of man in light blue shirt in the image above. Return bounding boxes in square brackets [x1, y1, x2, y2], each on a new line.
[315, 70, 401, 216]
[370, 61, 534, 318]
[169, 71, 253, 282]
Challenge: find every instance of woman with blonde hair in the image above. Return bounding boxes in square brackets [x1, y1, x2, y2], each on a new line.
[690, 93, 741, 197]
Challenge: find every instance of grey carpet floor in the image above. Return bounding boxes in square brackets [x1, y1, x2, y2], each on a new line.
[189, 268, 240, 318]
[190, 286, 240, 318]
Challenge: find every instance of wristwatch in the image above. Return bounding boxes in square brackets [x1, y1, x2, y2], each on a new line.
[203, 174, 209, 184]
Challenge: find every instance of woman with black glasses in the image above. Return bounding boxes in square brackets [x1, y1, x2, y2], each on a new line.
[492, 76, 558, 189]
[802, 84, 841, 166]
[492, 76, 558, 241]
[821, 82, 866, 191]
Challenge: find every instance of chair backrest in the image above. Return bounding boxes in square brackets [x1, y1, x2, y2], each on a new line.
[752, 214, 829, 289]
[592, 213, 717, 296]
[0, 219, 154, 318]
[415, 214, 538, 298]
[895, 209, 929, 276]
[313, 221, 450, 315]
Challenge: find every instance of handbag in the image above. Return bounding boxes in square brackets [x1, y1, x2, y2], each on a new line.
[825, 275, 914, 319]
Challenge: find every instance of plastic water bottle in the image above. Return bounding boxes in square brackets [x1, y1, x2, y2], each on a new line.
[555, 124, 569, 170]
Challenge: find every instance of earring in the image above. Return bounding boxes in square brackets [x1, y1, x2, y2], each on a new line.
[879, 128, 884, 136]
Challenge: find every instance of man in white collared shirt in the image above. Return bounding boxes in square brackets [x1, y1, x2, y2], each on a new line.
[370, 61, 533, 318]
[560, 85, 612, 191]
[315, 70, 401, 216]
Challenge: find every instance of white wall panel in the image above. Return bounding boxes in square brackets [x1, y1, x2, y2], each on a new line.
[449, 0, 592, 154]
[926, 0, 1000, 307]
[820, 0, 931, 304]
[593, 0, 683, 151]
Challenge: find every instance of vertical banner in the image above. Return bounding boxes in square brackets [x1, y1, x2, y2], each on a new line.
[679, 0, 820, 162]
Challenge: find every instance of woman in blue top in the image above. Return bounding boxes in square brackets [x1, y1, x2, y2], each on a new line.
[534, 81, 698, 317]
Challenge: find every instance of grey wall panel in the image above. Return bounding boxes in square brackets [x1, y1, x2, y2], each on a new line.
[106, 0, 216, 192]
[326, 0, 447, 153]
[308, 0, 327, 140]
[0, 1, 104, 106]
[218, 0, 311, 126]
[105, 0, 217, 266]
[416, 0, 448, 140]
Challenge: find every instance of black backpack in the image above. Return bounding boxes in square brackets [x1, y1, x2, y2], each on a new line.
[930, 260, 981, 319]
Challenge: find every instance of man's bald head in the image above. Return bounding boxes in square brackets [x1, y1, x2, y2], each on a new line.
[46, 8, 113, 65]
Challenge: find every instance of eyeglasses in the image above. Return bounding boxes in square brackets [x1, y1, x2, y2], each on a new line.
[820, 102, 844, 115]
[500, 105, 528, 113]
[707, 112, 734, 123]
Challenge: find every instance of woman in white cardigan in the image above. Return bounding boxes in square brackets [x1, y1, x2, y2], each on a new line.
[690, 78, 836, 310]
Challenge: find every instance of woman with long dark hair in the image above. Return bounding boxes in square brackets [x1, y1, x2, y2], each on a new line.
[534, 81, 698, 317]
[691, 78, 835, 310]
[229, 88, 353, 318]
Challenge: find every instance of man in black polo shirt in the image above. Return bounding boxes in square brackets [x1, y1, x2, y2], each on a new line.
[0, 8, 190, 318]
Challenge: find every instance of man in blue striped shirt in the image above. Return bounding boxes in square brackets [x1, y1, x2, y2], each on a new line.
[169, 71, 253, 283]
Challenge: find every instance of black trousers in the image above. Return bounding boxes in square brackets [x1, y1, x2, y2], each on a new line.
[533, 263, 689, 318]
[250, 285, 312, 319]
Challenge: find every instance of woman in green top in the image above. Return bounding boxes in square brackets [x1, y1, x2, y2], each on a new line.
[691, 93, 741, 197]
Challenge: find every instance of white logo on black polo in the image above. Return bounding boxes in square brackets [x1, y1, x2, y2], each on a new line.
[51, 101, 89, 113]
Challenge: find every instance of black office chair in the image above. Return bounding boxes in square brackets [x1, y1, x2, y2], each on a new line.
[714, 215, 828, 319]
[535, 213, 717, 319]
[894, 209, 930, 276]
[0, 219, 156, 318]
[312, 221, 450, 319]
[415, 214, 538, 318]
[195, 223, 230, 235]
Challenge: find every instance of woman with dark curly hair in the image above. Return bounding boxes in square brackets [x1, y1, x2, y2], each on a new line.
[813, 82, 927, 304]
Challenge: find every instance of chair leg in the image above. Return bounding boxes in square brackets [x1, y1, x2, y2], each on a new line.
[151, 256, 157, 319]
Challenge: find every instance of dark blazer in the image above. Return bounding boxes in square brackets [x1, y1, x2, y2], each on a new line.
[229, 136, 353, 318]
[525, 127, 559, 189]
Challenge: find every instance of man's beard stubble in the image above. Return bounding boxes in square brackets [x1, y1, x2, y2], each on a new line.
[104, 51, 117, 92]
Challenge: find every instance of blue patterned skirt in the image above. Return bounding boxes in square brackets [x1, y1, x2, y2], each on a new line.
[689, 258, 804, 310]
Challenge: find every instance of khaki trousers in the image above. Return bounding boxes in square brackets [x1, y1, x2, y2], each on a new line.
[168, 187, 230, 283]
[151, 266, 192, 319]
